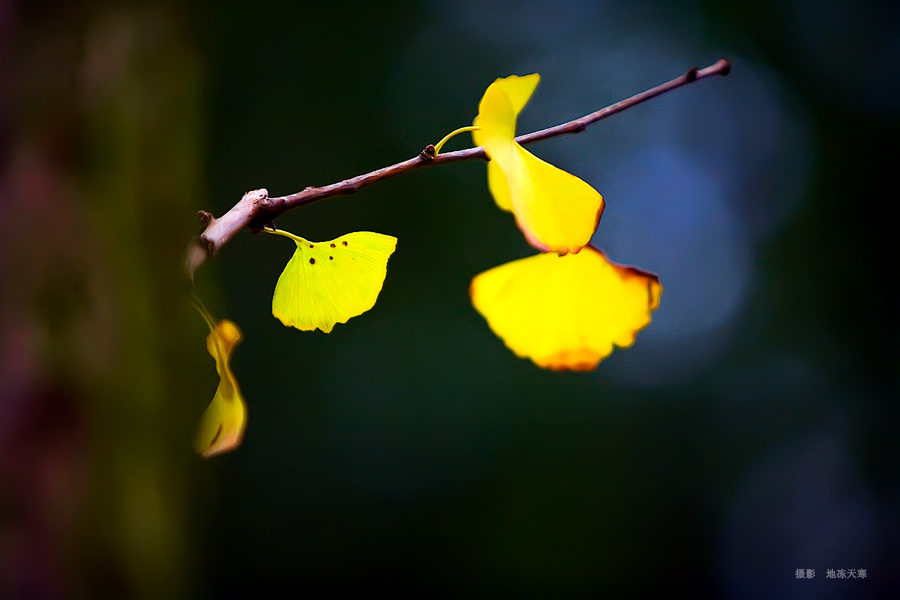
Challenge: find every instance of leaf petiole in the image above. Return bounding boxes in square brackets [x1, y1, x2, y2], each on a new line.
[433, 125, 480, 155]
[264, 226, 306, 245]
[190, 294, 217, 332]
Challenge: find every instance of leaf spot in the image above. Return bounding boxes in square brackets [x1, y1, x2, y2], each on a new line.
[309, 258, 315, 265]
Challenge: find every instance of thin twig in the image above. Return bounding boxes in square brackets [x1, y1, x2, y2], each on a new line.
[185, 59, 731, 278]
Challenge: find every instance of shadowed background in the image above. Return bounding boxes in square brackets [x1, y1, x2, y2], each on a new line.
[0, 0, 897, 598]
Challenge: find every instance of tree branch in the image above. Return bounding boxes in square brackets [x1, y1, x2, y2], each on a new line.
[185, 59, 731, 278]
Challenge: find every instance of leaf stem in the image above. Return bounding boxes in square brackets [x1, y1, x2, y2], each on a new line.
[263, 227, 305, 245]
[433, 125, 481, 155]
[191, 294, 217, 332]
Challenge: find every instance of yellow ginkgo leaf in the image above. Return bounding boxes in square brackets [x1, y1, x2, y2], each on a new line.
[268, 229, 397, 333]
[194, 318, 247, 458]
[502, 143, 605, 253]
[487, 160, 513, 212]
[470, 247, 661, 371]
[473, 74, 604, 255]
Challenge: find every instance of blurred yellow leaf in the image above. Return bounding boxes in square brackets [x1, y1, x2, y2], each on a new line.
[194, 318, 247, 458]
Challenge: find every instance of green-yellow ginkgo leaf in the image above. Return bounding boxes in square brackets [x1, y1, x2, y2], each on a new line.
[194, 318, 247, 458]
[268, 229, 397, 333]
[473, 73, 604, 255]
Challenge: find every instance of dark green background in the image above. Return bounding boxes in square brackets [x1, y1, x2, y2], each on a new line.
[1, 1, 896, 598]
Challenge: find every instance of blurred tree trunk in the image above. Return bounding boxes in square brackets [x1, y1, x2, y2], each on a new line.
[0, 2, 207, 598]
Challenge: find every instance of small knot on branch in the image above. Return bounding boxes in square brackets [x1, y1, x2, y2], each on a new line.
[242, 188, 268, 206]
[419, 144, 436, 161]
[685, 67, 698, 83]
[249, 220, 276, 235]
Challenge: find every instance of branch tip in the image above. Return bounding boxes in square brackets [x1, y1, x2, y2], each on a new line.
[184, 237, 210, 281]
[715, 59, 731, 76]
